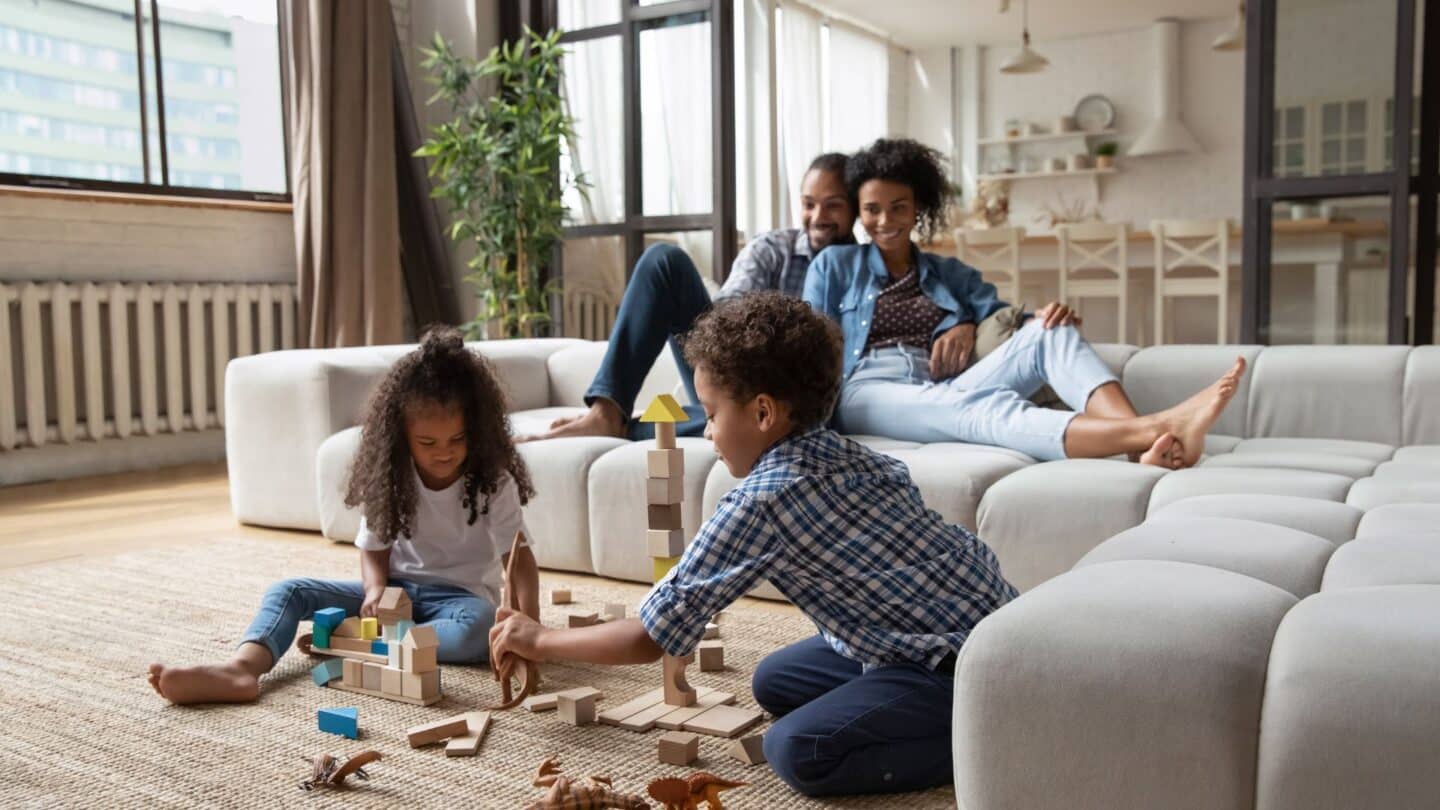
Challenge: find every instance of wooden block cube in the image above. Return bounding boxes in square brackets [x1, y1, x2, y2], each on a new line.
[341, 658, 363, 687]
[359, 617, 379, 640]
[647, 448, 685, 478]
[408, 646, 438, 674]
[646, 476, 684, 505]
[401, 668, 441, 700]
[549, 589, 572, 605]
[312, 607, 346, 631]
[658, 731, 700, 766]
[312, 624, 331, 649]
[648, 503, 683, 531]
[370, 640, 388, 655]
[380, 665, 402, 695]
[648, 528, 684, 558]
[703, 622, 720, 640]
[698, 640, 724, 672]
[361, 662, 381, 691]
[653, 555, 681, 583]
[557, 693, 597, 726]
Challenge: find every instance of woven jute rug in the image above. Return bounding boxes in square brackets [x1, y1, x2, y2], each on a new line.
[0, 536, 957, 809]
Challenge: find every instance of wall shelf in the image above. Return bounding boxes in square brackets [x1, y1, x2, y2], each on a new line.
[978, 129, 1119, 147]
[977, 167, 1117, 182]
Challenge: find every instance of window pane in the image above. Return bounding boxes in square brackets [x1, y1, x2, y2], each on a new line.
[645, 231, 713, 283]
[0, 0, 146, 182]
[1267, 196, 1390, 345]
[1285, 106, 1303, 136]
[562, 36, 623, 225]
[640, 15, 712, 216]
[1274, 0, 1394, 179]
[560, 236, 624, 339]
[559, 0, 620, 29]
[154, 0, 285, 193]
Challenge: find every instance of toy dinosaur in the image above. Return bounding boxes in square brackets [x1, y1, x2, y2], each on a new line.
[646, 773, 747, 810]
[297, 750, 381, 791]
[491, 530, 540, 710]
[524, 756, 650, 810]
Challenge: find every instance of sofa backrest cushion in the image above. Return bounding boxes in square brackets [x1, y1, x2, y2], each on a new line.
[1248, 346, 1411, 444]
[1404, 346, 1440, 445]
[469, 338, 583, 412]
[546, 342, 684, 411]
[1121, 345, 1264, 439]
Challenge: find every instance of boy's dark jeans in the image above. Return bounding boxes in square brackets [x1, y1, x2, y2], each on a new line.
[584, 243, 710, 441]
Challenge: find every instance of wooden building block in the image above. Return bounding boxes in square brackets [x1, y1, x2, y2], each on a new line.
[663, 653, 697, 707]
[648, 528, 685, 558]
[342, 658, 363, 687]
[682, 704, 763, 738]
[549, 589, 572, 605]
[312, 624, 331, 649]
[616, 700, 679, 732]
[603, 603, 626, 621]
[526, 686, 603, 713]
[388, 641, 404, 671]
[329, 678, 440, 706]
[653, 555, 681, 582]
[401, 624, 439, 673]
[698, 640, 724, 672]
[646, 475, 684, 505]
[393, 619, 415, 641]
[326, 636, 375, 655]
[445, 711, 491, 757]
[406, 714, 472, 748]
[317, 706, 358, 739]
[557, 692, 598, 726]
[376, 586, 413, 624]
[647, 448, 685, 478]
[380, 666, 402, 695]
[401, 668, 440, 701]
[333, 617, 362, 638]
[370, 640, 388, 655]
[655, 690, 736, 730]
[361, 662, 381, 691]
[598, 688, 666, 726]
[658, 731, 700, 766]
[359, 617, 379, 641]
[727, 734, 767, 766]
[702, 622, 720, 640]
[312, 607, 346, 631]
[655, 421, 677, 449]
[311, 658, 344, 686]
[648, 503, 683, 531]
[568, 612, 599, 628]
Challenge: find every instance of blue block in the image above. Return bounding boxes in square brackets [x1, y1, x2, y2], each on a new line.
[393, 619, 414, 641]
[310, 658, 344, 686]
[313, 607, 346, 631]
[318, 706, 359, 739]
[313, 624, 331, 649]
[370, 640, 388, 655]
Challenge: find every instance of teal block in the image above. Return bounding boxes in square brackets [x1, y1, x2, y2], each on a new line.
[394, 620, 414, 641]
[313, 624, 331, 648]
[312, 607, 345, 630]
[310, 658, 344, 686]
[318, 706, 358, 739]
[370, 640, 388, 655]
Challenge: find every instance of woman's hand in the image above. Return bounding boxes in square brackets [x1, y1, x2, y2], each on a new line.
[359, 586, 385, 618]
[489, 606, 547, 665]
[1035, 301, 1082, 328]
[930, 322, 977, 380]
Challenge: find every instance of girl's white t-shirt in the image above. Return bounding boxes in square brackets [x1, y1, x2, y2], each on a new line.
[354, 469, 528, 605]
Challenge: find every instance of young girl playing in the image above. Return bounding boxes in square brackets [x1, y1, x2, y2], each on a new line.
[149, 327, 541, 704]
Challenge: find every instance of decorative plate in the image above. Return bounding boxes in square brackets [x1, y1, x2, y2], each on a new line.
[1073, 94, 1116, 131]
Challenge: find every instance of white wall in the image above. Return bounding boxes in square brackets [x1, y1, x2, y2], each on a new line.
[907, 47, 956, 179]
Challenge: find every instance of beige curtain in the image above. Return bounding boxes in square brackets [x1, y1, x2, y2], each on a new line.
[286, 0, 405, 347]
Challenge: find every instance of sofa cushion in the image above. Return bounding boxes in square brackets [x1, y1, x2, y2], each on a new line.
[316, 426, 363, 541]
[883, 444, 1032, 532]
[546, 342, 681, 410]
[1147, 468, 1354, 515]
[471, 338, 585, 411]
[515, 435, 630, 573]
[1322, 536, 1440, 590]
[1203, 433, 1244, 456]
[507, 406, 588, 439]
[1392, 444, 1440, 464]
[977, 460, 1169, 591]
[1354, 503, 1440, 539]
[1121, 345, 1263, 439]
[1403, 346, 1440, 445]
[1153, 494, 1362, 545]
[954, 561, 1295, 810]
[1345, 477, 1440, 510]
[1200, 451, 1378, 478]
[1076, 516, 1335, 598]
[1257, 586, 1440, 810]
[1247, 346, 1410, 445]
[1228, 437, 1395, 463]
[1371, 460, 1440, 480]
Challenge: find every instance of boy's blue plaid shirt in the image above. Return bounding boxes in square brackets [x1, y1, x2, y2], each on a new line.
[640, 428, 1018, 669]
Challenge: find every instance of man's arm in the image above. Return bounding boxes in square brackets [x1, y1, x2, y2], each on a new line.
[715, 232, 787, 303]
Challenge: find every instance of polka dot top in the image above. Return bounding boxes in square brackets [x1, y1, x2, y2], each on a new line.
[864, 268, 947, 351]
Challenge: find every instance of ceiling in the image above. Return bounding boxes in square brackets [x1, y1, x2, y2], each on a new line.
[805, 0, 1239, 49]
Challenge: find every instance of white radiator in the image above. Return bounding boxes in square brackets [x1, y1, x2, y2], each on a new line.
[0, 281, 298, 452]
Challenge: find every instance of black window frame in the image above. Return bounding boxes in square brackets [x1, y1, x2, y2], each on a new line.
[1242, 0, 1435, 344]
[0, 0, 292, 204]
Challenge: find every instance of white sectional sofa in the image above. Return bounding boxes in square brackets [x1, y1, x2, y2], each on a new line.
[227, 337, 1440, 809]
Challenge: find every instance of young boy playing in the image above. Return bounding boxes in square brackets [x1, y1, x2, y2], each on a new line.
[489, 292, 1018, 797]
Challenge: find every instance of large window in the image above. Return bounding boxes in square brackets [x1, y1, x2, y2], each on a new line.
[0, 0, 288, 201]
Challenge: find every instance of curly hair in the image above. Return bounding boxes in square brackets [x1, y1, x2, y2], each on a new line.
[845, 138, 950, 244]
[682, 292, 842, 430]
[343, 326, 535, 545]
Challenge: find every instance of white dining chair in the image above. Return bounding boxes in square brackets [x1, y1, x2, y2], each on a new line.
[1152, 219, 1230, 345]
[954, 226, 1024, 306]
[1055, 221, 1129, 344]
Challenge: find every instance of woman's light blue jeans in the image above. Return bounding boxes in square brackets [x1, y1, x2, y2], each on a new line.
[834, 321, 1118, 461]
[239, 577, 495, 665]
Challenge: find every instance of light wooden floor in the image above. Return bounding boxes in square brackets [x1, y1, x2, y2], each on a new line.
[0, 463, 800, 615]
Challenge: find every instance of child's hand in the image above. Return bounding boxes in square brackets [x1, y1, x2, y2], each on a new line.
[360, 588, 385, 618]
[489, 607, 546, 664]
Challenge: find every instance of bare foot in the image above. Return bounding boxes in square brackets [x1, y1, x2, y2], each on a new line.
[148, 661, 260, 705]
[1157, 357, 1247, 467]
[516, 401, 626, 442]
[1138, 432, 1185, 469]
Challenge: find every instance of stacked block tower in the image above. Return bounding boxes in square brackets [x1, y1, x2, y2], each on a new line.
[642, 394, 688, 583]
[309, 586, 442, 706]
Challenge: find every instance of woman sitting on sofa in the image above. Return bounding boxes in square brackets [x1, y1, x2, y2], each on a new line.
[803, 138, 1245, 467]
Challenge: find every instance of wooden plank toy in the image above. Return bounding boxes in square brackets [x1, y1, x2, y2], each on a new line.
[682, 704, 763, 739]
[727, 734, 767, 766]
[549, 589, 572, 605]
[406, 714, 472, 748]
[311, 658, 344, 686]
[317, 707, 358, 740]
[445, 712, 492, 757]
[698, 641, 724, 672]
[568, 612, 599, 628]
[655, 690, 737, 731]
[658, 731, 700, 766]
[524, 686, 603, 713]
[598, 688, 666, 726]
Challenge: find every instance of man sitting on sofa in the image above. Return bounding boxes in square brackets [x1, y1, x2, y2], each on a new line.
[522, 152, 857, 442]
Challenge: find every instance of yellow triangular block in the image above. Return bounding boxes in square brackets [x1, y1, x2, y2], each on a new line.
[640, 394, 688, 423]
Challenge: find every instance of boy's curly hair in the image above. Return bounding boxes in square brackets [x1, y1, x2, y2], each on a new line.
[682, 292, 842, 430]
[845, 138, 950, 244]
[344, 326, 534, 544]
